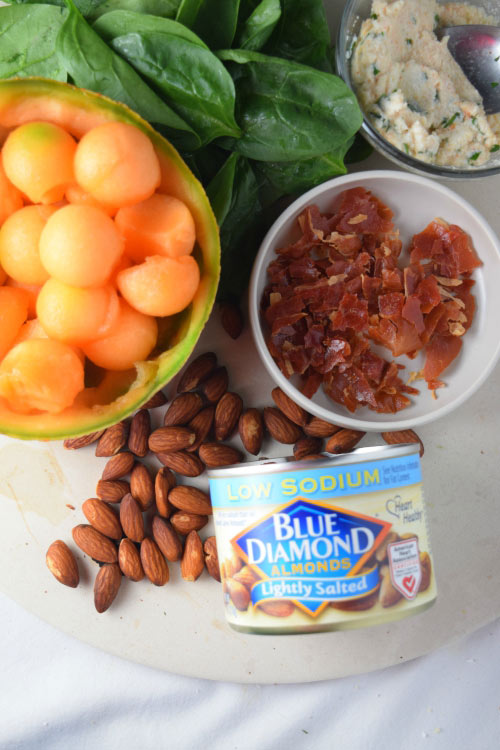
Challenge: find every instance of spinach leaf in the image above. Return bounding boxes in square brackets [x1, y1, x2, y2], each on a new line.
[264, 0, 331, 71]
[174, 0, 201, 26]
[95, 11, 241, 144]
[217, 49, 362, 162]
[11, 0, 107, 15]
[236, 0, 280, 52]
[88, 0, 180, 22]
[0, 4, 68, 81]
[192, 0, 239, 49]
[56, 0, 199, 149]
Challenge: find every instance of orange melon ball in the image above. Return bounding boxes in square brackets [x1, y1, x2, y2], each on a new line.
[37, 279, 119, 344]
[0, 153, 24, 226]
[115, 194, 196, 263]
[0, 286, 29, 360]
[74, 122, 161, 208]
[0, 339, 84, 414]
[0, 205, 55, 285]
[65, 183, 116, 217]
[12, 317, 84, 363]
[0, 265, 6, 286]
[83, 299, 158, 370]
[2, 122, 76, 204]
[117, 255, 200, 317]
[5, 279, 41, 319]
[39, 204, 124, 288]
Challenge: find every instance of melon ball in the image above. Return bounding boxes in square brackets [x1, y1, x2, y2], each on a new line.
[74, 122, 161, 208]
[115, 194, 196, 263]
[0, 205, 55, 285]
[65, 183, 116, 216]
[83, 299, 158, 370]
[12, 318, 84, 363]
[117, 255, 200, 317]
[37, 279, 119, 344]
[0, 153, 24, 226]
[2, 122, 77, 204]
[0, 265, 6, 286]
[5, 279, 41, 319]
[0, 286, 28, 360]
[39, 204, 124, 288]
[0, 339, 84, 414]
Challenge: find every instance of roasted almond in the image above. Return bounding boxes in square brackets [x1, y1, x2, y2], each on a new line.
[163, 392, 203, 426]
[148, 426, 196, 453]
[303, 417, 341, 438]
[381, 429, 424, 457]
[263, 407, 302, 444]
[130, 463, 154, 511]
[82, 498, 122, 540]
[203, 536, 221, 581]
[271, 387, 308, 427]
[96, 479, 130, 503]
[101, 452, 135, 481]
[120, 493, 145, 543]
[180, 530, 204, 581]
[46, 540, 79, 588]
[293, 436, 322, 460]
[186, 406, 215, 452]
[128, 410, 151, 457]
[170, 511, 208, 535]
[154, 467, 176, 518]
[118, 538, 144, 582]
[177, 351, 217, 393]
[140, 537, 169, 586]
[215, 392, 243, 441]
[198, 442, 243, 468]
[152, 516, 183, 562]
[233, 565, 259, 589]
[224, 578, 250, 610]
[94, 563, 121, 613]
[95, 421, 129, 457]
[325, 429, 365, 454]
[156, 451, 204, 477]
[168, 485, 212, 515]
[141, 389, 168, 409]
[238, 408, 263, 455]
[258, 600, 295, 617]
[200, 366, 228, 403]
[63, 431, 104, 450]
[72, 524, 117, 563]
[219, 302, 243, 340]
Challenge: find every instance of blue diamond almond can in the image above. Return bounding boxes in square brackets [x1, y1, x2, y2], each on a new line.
[207, 444, 436, 634]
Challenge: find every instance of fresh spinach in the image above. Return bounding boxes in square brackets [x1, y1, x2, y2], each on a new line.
[192, 0, 240, 50]
[236, 0, 280, 52]
[88, 0, 180, 21]
[264, 0, 331, 71]
[174, 0, 201, 27]
[10, 0, 107, 16]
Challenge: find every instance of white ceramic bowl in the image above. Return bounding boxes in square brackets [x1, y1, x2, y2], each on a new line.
[249, 171, 500, 432]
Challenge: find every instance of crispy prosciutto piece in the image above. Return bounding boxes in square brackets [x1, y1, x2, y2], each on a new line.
[423, 333, 463, 386]
[410, 220, 482, 277]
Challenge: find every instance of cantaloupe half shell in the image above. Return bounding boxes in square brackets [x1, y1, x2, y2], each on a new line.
[0, 79, 220, 439]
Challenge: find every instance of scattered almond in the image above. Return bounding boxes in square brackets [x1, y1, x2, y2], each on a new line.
[128, 410, 151, 457]
[140, 537, 169, 586]
[130, 463, 154, 511]
[198, 442, 243, 468]
[238, 408, 263, 455]
[271, 387, 308, 427]
[63, 431, 104, 450]
[119, 493, 145, 543]
[203, 536, 220, 581]
[293, 436, 322, 460]
[118, 538, 144, 582]
[154, 467, 176, 518]
[156, 451, 204, 477]
[152, 516, 183, 562]
[200, 366, 228, 403]
[148, 426, 196, 453]
[176, 352, 217, 393]
[170, 511, 208, 535]
[94, 563, 122, 613]
[95, 421, 129, 457]
[82, 498, 122, 540]
[263, 407, 302, 444]
[72, 524, 118, 563]
[168, 485, 212, 515]
[219, 302, 243, 340]
[381, 429, 424, 457]
[46, 540, 79, 588]
[303, 417, 341, 438]
[187, 406, 215, 452]
[325, 429, 365, 454]
[215, 392, 243, 441]
[101, 452, 135, 481]
[181, 530, 204, 581]
[164, 392, 203, 426]
[141, 390, 168, 409]
[96, 479, 130, 503]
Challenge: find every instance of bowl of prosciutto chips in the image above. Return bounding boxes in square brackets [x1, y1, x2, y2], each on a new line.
[249, 171, 500, 431]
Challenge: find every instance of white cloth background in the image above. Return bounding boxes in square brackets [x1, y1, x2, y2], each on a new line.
[1, 591, 499, 750]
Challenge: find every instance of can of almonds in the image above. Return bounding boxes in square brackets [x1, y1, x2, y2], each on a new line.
[207, 444, 436, 634]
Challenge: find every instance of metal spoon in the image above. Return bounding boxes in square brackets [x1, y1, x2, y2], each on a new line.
[436, 25, 500, 115]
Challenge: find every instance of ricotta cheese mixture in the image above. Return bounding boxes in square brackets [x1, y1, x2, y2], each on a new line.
[351, 0, 500, 167]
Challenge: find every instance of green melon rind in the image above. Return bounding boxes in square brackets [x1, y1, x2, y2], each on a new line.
[0, 78, 220, 440]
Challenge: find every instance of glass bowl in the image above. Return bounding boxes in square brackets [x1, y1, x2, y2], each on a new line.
[336, 0, 500, 179]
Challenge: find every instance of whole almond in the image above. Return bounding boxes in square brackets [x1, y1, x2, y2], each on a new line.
[181, 530, 204, 581]
[140, 537, 169, 586]
[199, 442, 243, 468]
[46, 540, 79, 588]
[118, 538, 144, 581]
[200, 366, 228, 403]
[177, 352, 217, 392]
[263, 407, 302, 444]
[233, 565, 259, 589]
[148, 426, 196, 453]
[72, 524, 117, 563]
[156, 451, 204, 477]
[203, 536, 221, 581]
[170, 511, 208, 535]
[258, 600, 295, 617]
[220, 302, 243, 339]
[96, 479, 130, 503]
[238, 408, 263, 455]
[215, 392, 243, 441]
[95, 421, 129, 457]
[168, 485, 212, 515]
[224, 578, 250, 610]
[271, 387, 308, 427]
[141, 390, 168, 409]
[94, 563, 122, 613]
[303, 417, 341, 438]
[101, 452, 135, 481]
[293, 436, 322, 460]
[128, 410, 151, 457]
[187, 406, 215, 452]
[120, 493, 145, 543]
[381, 429, 424, 457]
[63, 431, 104, 450]
[130, 463, 154, 511]
[325, 429, 365, 454]
[154, 467, 176, 518]
[152, 516, 183, 562]
[82, 498, 122, 540]
[164, 392, 203, 426]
